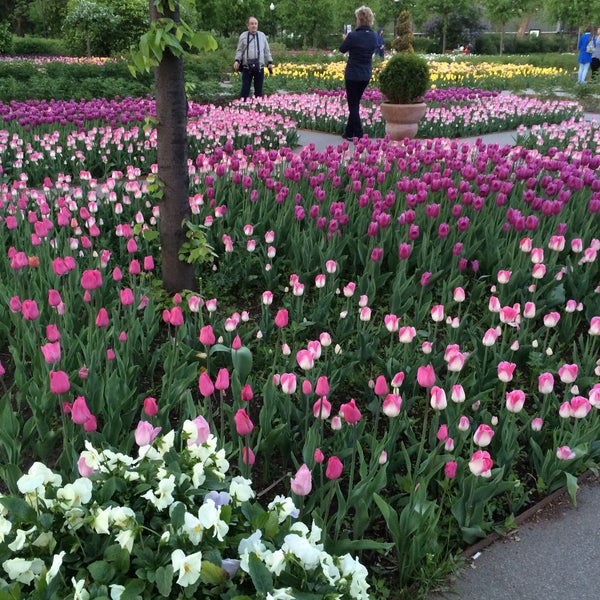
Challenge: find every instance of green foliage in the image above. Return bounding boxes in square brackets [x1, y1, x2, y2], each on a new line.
[392, 10, 414, 53]
[63, 0, 121, 57]
[0, 22, 14, 55]
[12, 35, 68, 56]
[377, 52, 430, 103]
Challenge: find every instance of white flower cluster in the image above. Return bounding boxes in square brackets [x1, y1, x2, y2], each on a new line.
[0, 422, 370, 599]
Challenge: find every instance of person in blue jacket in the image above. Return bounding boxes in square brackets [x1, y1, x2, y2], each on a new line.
[339, 6, 379, 141]
[375, 27, 385, 58]
[577, 25, 594, 84]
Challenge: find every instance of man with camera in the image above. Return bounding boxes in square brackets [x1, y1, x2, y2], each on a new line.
[233, 17, 274, 100]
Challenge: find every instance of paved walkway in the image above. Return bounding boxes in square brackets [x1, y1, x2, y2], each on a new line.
[295, 122, 600, 600]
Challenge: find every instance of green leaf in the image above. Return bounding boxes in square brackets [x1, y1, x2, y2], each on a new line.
[565, 472, 579, 505]
[121, 579, 146, 600]
[200, 560, 227, 585]
[248, 552, 273, 595]
[0, 496, 37, 523]
[231, 346, 253, 383]
[170, 501, 186, 531]
[156, 565, 173, 597]
[88, 560, 115, 584]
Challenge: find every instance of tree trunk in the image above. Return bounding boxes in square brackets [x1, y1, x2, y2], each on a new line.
[149, 1, 197, 293]
[517, 12, 533, 38]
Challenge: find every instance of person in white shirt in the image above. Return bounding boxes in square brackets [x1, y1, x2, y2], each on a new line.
[233, 17, 274, 100]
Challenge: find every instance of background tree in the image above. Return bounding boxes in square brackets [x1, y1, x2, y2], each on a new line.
[63, 0, 120, 56]
[416, 0, 469, 53]
[277, 0, 333, 48]
[392, 9, 413, 52]
[481, 0, 524, 54]
[131, 0, 216, 293]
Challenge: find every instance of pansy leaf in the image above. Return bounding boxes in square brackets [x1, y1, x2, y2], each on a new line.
[248, 552, 273, 595]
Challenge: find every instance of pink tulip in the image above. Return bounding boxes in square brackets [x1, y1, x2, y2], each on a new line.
[451, 384, 465, 403]
[416, 364, 436, 388]
[497, 361, 516, 383]
[77, 455, 95, 477]
[143, 396, 159, 417]
[453, 287, 466, 302]
[71, 396, 92, 425]
[198, 372, 214, 397]
[589, 384, 600, 408]
[558, 363, 578, 383]
[458, 415, 470, 431]
[168, 306, 184, 326]
[302, 379, 312, 395]
[274, 309, 289, 328]
[242, 446, 255, 465]
[473, 424, 494, 447]
[234, 409, 254, 435]
[482, 328, 499, 346]
[430, 386, 447, 410]
[95, 307, 109, 327]
[469, 450, 493, 477]
[232, 335, 242, 350]
[290, 464, 312, 496]
[384, 314, 399, 332]
[80, 269, 102, 290]
[447, 351, 466, 372]
[313, 397, 332, 419]
[48, 289, 62, 307]
[339, 399, 362, 424]
[41, 341, 61, 364]
[391, 371, 405, 388]
[280, 373, 297, 394]
[543, 311, 560, 327]
[314, 448, 324, 463]
[135, 420, 162, 446]
[497, 270, 512, 284]
[46, 324, 61, 342]
[214, 368, 230, 391]
[436, 424, 449, 442]
[187, 415, 211, 446]
[506, 389, 526, 413]
[538, 372, 554, 394]
[398, 326, 417, 343]
[382, 393, 402, 417]
[374, 376, 388, 396]
[199, 325, 215, 345]
[430, 304, 444, 322]
[21, 299, 39, 320]
[531, 417, 543, 431]
[241, 384, 254, 402]
[444, 461, 457, 479]
[589, 316, 600, 335]
[49, 370, 70, 394]
[570, 396, 591, 419]
[325, 456, 343, 480]
[296, 349, 314, 370]
[120, 288, 134, 306]
[556, 446, 576, 460]
[314, 376, 329, 396]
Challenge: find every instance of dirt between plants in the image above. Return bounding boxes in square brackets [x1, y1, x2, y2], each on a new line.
[460, 469, 600, 560]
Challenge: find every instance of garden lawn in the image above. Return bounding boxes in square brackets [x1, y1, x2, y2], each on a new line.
[0, 87, 598, 598]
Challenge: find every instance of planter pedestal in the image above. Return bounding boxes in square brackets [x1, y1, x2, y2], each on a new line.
[380, 102, 427, 141]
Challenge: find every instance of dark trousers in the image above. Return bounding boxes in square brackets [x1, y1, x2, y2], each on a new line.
[592, 58, 600, 80]
[344, 79, 369, 138]
[240, 67, 265, 100]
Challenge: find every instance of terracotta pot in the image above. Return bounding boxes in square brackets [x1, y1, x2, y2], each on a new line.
[379, 102, 427, 141]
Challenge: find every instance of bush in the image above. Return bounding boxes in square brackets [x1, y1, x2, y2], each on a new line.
[12, 35, 68, 56]
[0, 22, 14, 55]
[377, 52, 430, 103]
[473, 33, 570, 56]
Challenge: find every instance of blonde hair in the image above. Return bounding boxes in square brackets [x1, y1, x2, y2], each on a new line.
[355, 6, 374, 27]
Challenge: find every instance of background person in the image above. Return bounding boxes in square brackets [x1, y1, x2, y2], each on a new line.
[339, 6, 379, 141]
[577, 25, 593, 84]
[233, 16, 273, 100]
[591, 27, 600, 80]
[375, 27, 385, 58]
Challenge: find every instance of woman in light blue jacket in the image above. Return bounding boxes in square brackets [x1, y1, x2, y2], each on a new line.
[577, 26, 593, 84]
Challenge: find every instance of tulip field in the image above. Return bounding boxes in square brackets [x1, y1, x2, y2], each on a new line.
[0, 59, 599, 598]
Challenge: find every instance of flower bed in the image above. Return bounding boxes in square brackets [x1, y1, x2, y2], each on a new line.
[0, 91, 599, 597]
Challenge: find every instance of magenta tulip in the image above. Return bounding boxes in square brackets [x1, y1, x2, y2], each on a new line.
[325, 456, 343, 480]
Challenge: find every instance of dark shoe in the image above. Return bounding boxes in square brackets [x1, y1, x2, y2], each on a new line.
[342, 134, 354, 141]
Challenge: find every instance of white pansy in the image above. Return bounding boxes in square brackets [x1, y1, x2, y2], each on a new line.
[171, 549, 202, 587]
[267, 495, 298, 523]
[92, 506, 111, 534]
[156, 429, 175, 456]
[80, 441, 101, 471]
[338, 553, 370, 600]
[0, 515, 12, 542]
[72, 577, 91, 600]
[238, 530, 266, 572]
[266, 589, 296, 600]
[32, 531, 56, 550]
[182, 511, 204, 545]
[264, 549, 286, 576]
[282, 533, 322, 569]
[109, 506, 135, 528]
[319, 553, 341, 585]
[191, 462, 206, 487]
[64, 507, 86, 531]
[57, 478, 93, 508]
[17, 462, 61, 494]
[45, 550, 65, 583]
[2, 557, 44, 585]
[8, 526, 35, 551]
[229, 476, 255, 504]
[115, 528, 135, 553]
[141, 474, 175, 510]
[197, 499, 228, 541]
